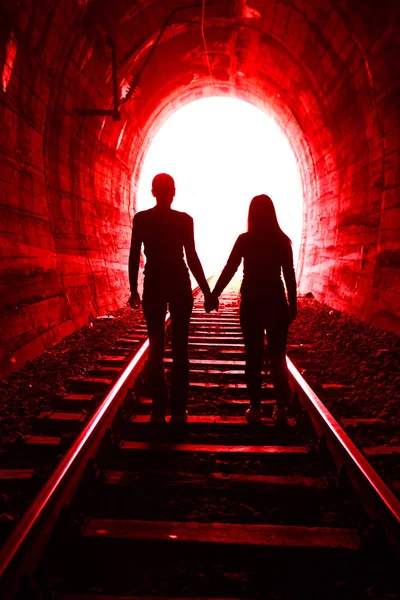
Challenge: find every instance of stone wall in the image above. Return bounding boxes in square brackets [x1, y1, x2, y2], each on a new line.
[0, 2, 134, 375]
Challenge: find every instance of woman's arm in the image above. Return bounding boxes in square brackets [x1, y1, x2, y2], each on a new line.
[212, 236, 243, 297]
[281, 239, 297, 321]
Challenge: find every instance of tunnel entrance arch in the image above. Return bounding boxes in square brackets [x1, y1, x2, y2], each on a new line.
[130, 90, 315, 286]
[135, 96, 304, 278]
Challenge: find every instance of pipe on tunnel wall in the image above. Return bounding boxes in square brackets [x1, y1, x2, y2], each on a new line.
[0, 0, 399, 375]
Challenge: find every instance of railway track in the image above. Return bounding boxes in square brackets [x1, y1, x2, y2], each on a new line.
[0, 285, 399, 598]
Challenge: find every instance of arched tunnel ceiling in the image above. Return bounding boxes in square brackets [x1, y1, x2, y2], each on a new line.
[0, 0, 399, 373]
[73, 0, 400, 318]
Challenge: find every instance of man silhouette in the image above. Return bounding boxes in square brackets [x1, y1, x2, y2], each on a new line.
[128, 173, 212, 423]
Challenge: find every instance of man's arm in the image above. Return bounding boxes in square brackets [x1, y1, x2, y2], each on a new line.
[281, 239, 297, 321]
[183, 216, 210, 297]
[128, 214, 143, 307]
[212, 236, 243, 298]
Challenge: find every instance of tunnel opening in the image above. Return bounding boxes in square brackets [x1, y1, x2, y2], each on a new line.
[135, 96, 304, 279]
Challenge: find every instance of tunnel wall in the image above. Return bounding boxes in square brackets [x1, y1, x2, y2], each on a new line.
[297, 10, 400, 333]
[0, 2, 134, 375]
[0, 0, 399, 376]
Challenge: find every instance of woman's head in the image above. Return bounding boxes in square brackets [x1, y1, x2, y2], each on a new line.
[247, 194, 291, 242]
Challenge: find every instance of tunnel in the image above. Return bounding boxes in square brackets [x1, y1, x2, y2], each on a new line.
[1, 0, 399, 376]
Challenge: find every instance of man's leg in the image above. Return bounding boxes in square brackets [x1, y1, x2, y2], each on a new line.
[169, 290, 193, 416]
[142, 296, 168, 417]
[240, 301, 264, 410]
[266, 320, 291, 408]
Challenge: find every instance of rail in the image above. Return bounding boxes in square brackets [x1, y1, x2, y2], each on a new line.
[287, 356, 400, 555]
[0, 313, 166, 597]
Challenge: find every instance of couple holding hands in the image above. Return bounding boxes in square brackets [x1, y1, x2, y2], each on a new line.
[128, 173, 296, 425]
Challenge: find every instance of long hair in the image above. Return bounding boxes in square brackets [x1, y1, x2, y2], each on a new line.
[247, 194, 291, 243]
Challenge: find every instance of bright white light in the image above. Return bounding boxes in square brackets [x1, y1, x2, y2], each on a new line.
[136, 97, 303, 276]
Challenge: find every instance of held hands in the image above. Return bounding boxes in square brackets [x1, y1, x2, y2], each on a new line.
[128, 291, 141, 309]
[204, 291, 219, 313]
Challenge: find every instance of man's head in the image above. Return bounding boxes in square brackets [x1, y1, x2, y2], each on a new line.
[152, 173, 175, 208]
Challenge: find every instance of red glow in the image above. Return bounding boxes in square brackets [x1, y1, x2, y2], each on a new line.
[2, 30, 17, 93]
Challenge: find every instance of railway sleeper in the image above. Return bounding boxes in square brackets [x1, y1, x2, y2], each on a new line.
[189, 383, 275, 397]
[68, 377, 113, 393]
[96, 355, 129, 366]
[53, 393, 98, 410]
[99, 441, 319, 472]
[115, 414, 303, 444]
[33, 411, 88, 435]
[128, 397, 278, 416]
[87, 366, 124, 378]
[35, 523, 386, 599]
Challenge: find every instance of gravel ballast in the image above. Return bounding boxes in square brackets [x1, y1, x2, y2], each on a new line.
[0, 307, 146, 448]
[0, 295, 399, 450]
[287, 296, 400, 431]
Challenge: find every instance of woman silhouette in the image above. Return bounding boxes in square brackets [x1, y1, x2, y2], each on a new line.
[210, 195, 297, 424]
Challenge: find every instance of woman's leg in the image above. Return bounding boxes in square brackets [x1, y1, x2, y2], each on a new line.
[266, 320, 291, 408]
[240, 300, 264, 409]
